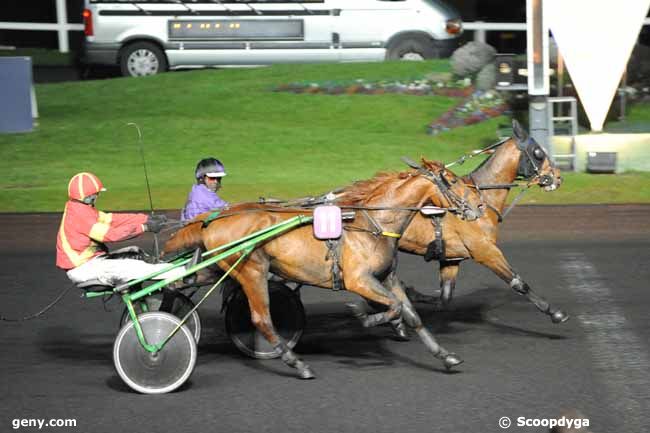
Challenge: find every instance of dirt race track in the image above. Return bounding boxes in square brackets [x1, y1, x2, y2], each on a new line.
[0, 205, 649, 433]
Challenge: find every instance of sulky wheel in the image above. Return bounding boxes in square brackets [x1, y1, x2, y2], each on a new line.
[120, 292, 202, 344]
[225, 281, 306, 360]
[113, 312, 197, 394]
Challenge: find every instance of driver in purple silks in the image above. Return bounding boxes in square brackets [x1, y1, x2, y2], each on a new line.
[181, 158, 229, 222]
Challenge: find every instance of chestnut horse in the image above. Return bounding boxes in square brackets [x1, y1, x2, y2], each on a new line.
[399, 121, 569, 324]
[164, 160, 483, 378]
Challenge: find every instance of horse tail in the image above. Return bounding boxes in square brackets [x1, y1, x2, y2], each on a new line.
[163, 221, 204, 255]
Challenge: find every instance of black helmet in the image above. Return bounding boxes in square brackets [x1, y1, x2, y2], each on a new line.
[195, 158, 226, 179]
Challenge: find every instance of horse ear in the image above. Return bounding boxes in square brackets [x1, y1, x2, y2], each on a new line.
[512, 119, 528, 141]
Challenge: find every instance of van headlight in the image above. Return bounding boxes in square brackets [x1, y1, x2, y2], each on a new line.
[445, 19, 462, 35]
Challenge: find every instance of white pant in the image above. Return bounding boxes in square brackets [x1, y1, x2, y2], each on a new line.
[67, 256, 186, 287]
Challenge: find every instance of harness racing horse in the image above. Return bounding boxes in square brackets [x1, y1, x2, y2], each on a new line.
[399, 121, 569, 324]
[164, 160, 484, 379]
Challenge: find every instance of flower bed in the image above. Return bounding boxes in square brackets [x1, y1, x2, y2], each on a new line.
[427, 90, 508, 135]
[274, 78, 508, 134]
[275, 77, 474, 97]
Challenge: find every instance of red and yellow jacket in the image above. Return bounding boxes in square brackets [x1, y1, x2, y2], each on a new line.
[56, 200, 148, 270]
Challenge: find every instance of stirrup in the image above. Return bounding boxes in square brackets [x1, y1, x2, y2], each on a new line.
[183, 248, 202, 286]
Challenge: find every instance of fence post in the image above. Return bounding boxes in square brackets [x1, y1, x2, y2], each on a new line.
[474, 20, 486, 43]
[55, 0, 69, 53]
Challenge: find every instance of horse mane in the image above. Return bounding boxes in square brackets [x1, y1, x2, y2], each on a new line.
[337, 171, 410, 205]
[337, 158, 447, 206]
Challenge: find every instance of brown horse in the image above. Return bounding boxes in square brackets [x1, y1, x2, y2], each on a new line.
[164, 160, 483, 378]
[399, 121, 569, 324]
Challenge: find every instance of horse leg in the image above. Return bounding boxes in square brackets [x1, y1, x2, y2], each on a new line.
[386, 274, 463, 370]
[344, 273, 404, 329]
[403, 282, 441, 305]
[439, 261, 460, 306]
[228, 255, 315, 379]
[364, 298, 410, 341]
[471, 245, 569, 324]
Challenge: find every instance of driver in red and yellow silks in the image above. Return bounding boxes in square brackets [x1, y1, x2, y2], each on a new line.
[56, 172, 184, 286]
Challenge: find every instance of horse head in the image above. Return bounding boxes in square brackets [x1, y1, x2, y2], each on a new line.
[512, 120, 562, 191]
[419, 158, 484, 221]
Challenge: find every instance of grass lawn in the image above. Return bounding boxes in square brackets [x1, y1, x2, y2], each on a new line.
[0, 60, 649, 213]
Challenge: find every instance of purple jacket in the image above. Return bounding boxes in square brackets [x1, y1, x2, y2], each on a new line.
[181, 184, 228, 221]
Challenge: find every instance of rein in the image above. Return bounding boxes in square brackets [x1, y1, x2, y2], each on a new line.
[193, 203, 451, 239]
[445, 133, 556, 221]
[445, 137, 509, 169]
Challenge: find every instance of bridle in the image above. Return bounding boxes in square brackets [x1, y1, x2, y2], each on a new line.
[400, 157, 485, 221]
[447, 135, 556, 189]
[445, 134, 557, 221]
[516, 136, 555, 187]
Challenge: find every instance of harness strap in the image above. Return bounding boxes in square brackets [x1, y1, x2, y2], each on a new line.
[424, 216, 446, 262]
[486, 204, 504, 223]
[324, 239, 344, 291]
[474, 183, 519, 190]
[360, 210, 402, 239]
[202, 209, 223, 228]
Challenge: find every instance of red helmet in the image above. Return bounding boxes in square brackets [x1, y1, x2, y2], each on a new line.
[67, 172, 106, 201]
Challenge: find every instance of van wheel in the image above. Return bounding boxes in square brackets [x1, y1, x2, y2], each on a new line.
[120, 42, 168, 77]
[387, 38, 437, 61]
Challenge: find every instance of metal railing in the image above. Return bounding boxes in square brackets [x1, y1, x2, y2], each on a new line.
[548, 97, 578, 171]
[466, 18, 650, 44]
[0, 0, 82, 53]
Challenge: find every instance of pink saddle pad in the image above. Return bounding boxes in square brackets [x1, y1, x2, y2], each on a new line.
[313, 205, 342, 239]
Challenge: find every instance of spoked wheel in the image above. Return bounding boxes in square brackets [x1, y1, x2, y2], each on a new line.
[113, 312, 197, 394]
[225, 282, 306, 359]
[120, 292, 202, 344]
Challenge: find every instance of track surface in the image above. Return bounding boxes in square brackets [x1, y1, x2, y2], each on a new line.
[1, 205, 649, 433]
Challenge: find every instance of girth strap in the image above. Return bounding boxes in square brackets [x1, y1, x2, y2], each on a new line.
[325, 239, 344, 291]
[424, 215, 446, 262]
[360, 209, 402, 239]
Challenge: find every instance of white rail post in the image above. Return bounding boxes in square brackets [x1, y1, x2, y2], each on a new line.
[474, 21, 486, 43]
[55, 0, 69, 53]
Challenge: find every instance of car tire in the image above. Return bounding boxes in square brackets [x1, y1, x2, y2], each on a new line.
[387, 38, 438, 61]
[120, 42, 168, 77]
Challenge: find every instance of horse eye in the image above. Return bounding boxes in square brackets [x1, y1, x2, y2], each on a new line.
[533, 148, 545, 159]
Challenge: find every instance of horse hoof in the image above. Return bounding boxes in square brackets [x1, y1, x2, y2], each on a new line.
[442, 353, 464, 370]
[298, 366, 316, 380]
[346, 303, 367, 320]
[551, 309, 569, 324]
[391, 325, 410, 341]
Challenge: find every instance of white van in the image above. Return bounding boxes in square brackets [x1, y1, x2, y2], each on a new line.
[82, 0, 463, 77]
